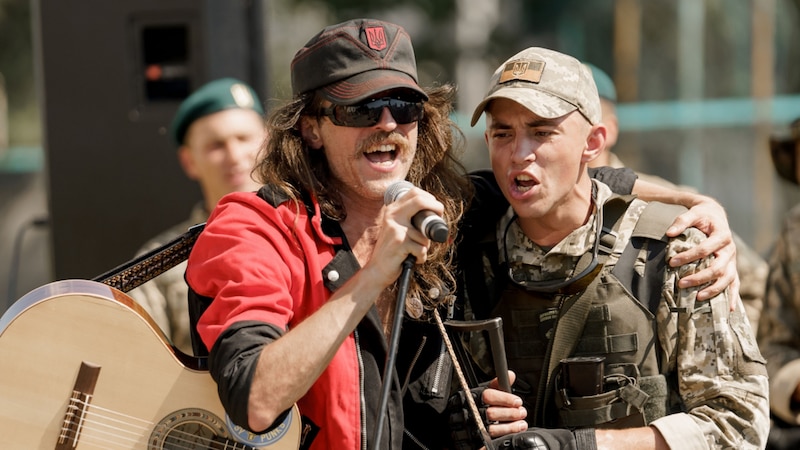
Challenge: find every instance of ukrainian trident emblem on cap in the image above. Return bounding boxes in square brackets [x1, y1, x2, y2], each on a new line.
[499, 59, 545, 84]
[512, 62, 529, 76]
[365, 26, 387, 51]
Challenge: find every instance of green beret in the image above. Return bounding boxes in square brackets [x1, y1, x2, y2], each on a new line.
[170, 77, 264, 145]
[584, 63, 617, 103]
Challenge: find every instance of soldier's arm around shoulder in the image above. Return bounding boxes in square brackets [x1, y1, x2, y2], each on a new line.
[651, 227, 769, 450]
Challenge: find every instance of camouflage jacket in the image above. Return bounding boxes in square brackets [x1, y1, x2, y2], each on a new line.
[463, 180, 769, 449]
[758, 203, 800, 424]
[127, 203, 207, 355]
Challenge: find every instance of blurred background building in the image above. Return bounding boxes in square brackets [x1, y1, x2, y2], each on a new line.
[1, 0, 799, 313]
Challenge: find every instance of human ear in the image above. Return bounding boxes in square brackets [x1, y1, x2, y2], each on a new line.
[582, 124, 606, 163]
[300, 116, 323, 149]
[177, 146, 200, 180]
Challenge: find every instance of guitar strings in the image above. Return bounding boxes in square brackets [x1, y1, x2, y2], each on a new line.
[58, 397, 253, 450]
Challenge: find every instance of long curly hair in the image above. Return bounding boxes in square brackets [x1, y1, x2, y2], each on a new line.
[253, 84, 473, 313]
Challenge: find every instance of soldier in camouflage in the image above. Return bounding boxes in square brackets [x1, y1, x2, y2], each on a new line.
[758, 117, 800, 449]
[128, 78, 265, 355]
[456, 47, 769, 450]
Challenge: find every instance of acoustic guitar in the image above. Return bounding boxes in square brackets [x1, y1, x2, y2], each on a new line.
[0, 279, 302, 449]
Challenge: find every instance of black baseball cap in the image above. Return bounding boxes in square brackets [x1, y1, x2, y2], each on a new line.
[290, 18, 427, 105]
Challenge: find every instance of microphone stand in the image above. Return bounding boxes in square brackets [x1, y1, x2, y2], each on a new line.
[374, 254, 416, 447]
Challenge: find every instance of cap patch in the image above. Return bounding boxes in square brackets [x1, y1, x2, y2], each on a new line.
[499, 59, 545, 85]
[366, 26, 387, 51]
[230, 83, 255, 109]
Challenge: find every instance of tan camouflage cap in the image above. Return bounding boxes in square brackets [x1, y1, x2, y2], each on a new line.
[470, 47, 601, 126]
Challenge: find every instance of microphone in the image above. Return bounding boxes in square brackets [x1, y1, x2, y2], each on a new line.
[384, 181, 449, 243]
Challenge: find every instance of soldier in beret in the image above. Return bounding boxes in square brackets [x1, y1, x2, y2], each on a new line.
[128, 77, 265, 355]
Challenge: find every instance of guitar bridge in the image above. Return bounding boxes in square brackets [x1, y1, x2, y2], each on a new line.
[57, 361, 101, 449]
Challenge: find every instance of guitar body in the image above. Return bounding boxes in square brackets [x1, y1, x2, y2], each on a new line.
[0, 279, 301, 449]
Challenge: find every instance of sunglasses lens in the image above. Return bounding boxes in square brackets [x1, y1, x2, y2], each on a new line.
[322, 97, 424, 127]
[386, 98, 424, 124]
[329, 103, 381, 127]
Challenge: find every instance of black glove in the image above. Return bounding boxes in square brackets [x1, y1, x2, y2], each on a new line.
[488, 428, 597, 450]
[448, 384, 491, 450]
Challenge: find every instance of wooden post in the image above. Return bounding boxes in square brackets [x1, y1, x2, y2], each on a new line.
[751, 0, 776, 253]
[613, 0, 641, 103]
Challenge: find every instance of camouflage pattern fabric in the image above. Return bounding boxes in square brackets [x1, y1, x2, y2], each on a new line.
[470, 47, 601, 127]
[606, 152, 768, 333]
[493, 181, 770, 449]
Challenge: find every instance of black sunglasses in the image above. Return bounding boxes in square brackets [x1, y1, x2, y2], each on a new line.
[318, 97, 425, 127]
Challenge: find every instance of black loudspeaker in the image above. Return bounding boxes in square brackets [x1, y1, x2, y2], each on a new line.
[35, 0, 267, 280]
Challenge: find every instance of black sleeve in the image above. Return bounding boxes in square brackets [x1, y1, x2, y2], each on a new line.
[462, 169, 509, 240]
[588, 166, 637, 195]
[454, 170, 510, 320]
[207, 321, 289, 433]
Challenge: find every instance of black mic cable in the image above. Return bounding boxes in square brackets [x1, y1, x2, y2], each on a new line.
[374, 254, 415, 447]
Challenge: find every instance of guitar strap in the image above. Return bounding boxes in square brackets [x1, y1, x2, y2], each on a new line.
[92, 223, 206, 293]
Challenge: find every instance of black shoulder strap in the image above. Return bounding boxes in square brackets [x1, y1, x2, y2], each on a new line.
[611, 201, 688, 315]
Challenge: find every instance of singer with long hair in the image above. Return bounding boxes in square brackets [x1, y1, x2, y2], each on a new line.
[186, 19, 482, 449]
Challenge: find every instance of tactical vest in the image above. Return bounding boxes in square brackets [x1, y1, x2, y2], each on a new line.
[462, 194, 688, 430]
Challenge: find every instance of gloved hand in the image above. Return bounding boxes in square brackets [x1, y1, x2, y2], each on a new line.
[488, 428, 597, 450]
[448, 383, 491, 450]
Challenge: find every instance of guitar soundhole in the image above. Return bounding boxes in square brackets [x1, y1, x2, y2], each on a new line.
[150, 408, 231, 449]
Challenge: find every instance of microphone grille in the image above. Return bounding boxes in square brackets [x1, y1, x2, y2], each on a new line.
[384, 180, 414, 205]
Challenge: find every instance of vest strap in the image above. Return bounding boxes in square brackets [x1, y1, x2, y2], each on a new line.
[575, 333, 638, 354]
[534, 197, 633, 425]
[507, 341, 548, 358]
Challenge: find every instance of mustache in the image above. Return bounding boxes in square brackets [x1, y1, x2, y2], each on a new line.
[357, 131, 410, 153]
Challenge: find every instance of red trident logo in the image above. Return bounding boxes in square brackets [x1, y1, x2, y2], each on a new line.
[366, 26, 387, 51]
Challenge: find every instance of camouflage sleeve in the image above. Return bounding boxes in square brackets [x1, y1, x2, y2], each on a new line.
[650, 228, 770, 449]
[757, 206, 800, 423]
